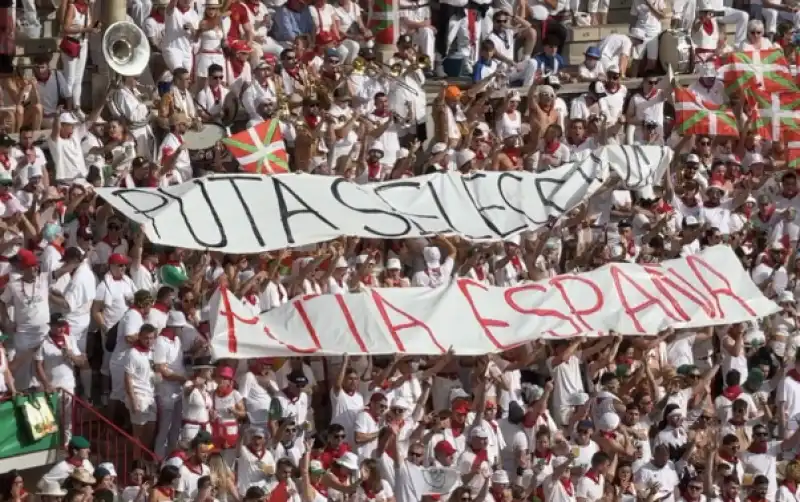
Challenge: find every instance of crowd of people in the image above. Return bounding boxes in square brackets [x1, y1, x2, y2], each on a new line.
[0, 0, 798, 500]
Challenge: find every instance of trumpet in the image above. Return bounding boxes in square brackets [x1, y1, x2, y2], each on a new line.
[417, 55, 432, 70]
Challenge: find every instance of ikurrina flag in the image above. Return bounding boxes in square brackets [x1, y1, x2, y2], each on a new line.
[368, 0, 397, 45]
[719, 49, 797, 94]
[745, 88, 800, 141]
[223, 120, 289, 174]
[673, 87, 739, 137]
[788, 129, 800, 170]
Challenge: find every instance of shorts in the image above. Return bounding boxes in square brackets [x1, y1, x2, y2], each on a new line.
[128, 400, 157, 426]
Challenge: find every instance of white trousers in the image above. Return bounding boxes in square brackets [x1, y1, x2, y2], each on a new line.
[508, 58, 538, 87]
[129, 0, 152, 28]
[61, 42, 89, 110]
[163, 47, 194, 74]
[587, 0, 610, 13]
[718, 7, 749, 44]
[154, 396, 183, 458]
[671, 0, 697, 32]
[334, 39, 361, 64]
[68, 322, 91, 399]
[11, 328, 47, 390]
[410, 27, 436, 65]
[762, 8, 800, 35]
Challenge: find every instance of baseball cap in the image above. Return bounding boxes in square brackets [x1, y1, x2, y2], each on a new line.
[287, 370, 309, 387]
[108, 253, 130, 266]
[434, 440, 457, 456]
[585, 46, 600, 58]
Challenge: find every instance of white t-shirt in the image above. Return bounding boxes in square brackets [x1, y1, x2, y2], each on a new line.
[547, 354, 585, 410]
[124, 347, 155, 405]
[94, 274, 136, 330]
[35, 334, 81, 391]
[48, 127, 88, 182]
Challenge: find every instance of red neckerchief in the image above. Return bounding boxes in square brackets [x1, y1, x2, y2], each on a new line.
[600, 430, 617, 440]
[156, 487, 175, 499]
[102, 235, 122, 248]
[332, 466, 349, 483]
[150, 10, 165, 23]
[210, 86, 222, 103]
[160, 327, 177, 341]
[216, 384, 235, 398]
[361, 274, 374, 286]
[625, 238, 636, 257]
[585, 469, 601, 484]
[177, 3, 191, 13]
[0, 192, 10, 202]
[361, 481, 380, 500]
[509, 255, 523, 272]
[152, 302, 169, 313]
[450, 423, 465, 438]
[783, 481, 798, 493]
[722, 385, 743, 401]
[0, 155, 10, 170]
[305, 114, 320, 128]
[312, 480, 328, 497]
[132, 342, 149, 353]
[645, 87, 659, 100]
[50, 332, 67, 349]
[617, 355, 634, 365]
[718, 452, 739, 465]
[534, 449, 552, 462]
[475, 148, 487, 161]
[559, 478, 574, 496]
[184, 459, 204, 475]
[487, 420, 498, 433]
[702, 19, 714, 34]
[367, 161, 381, 180]
[244, 293, 258, 306]
[366, 407, 381, 423]
[747, 496, 767, 502]
[503, 146, 521, 163]
[72, 0, 88, 14]
[748, 441, 768, 454]
[247, 444, 266, 459]
[267, 480, 290, 502]
[474, 266, 485, 281]
[470, 447, 489, 470]
[50, 242, 64, 256]
[66, 456, 83, 467]
[788, 369, 800, 382]
[36, 71, 50, 84]
[374, 109, 390, 118]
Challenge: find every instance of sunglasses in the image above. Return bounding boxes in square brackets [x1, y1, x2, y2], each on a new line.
[108, 225, 121, 230]
[495, 17, 509, 23]
[699, 141, 711, 145]
[408, 452, 423, 458]
[333, 434, 346, 439]
[754, 431, 768, 437]
[212, 75, 224, 80]
[647, 80, 659, 85]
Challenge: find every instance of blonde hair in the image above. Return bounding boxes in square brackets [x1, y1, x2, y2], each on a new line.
[208, 454, 232, 499]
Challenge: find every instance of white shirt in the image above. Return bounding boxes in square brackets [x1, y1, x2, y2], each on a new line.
[547, 354, 585, 410]
[163, 7, 200, 52]
[144, 15, 166, 48]
[94, 274, 136, 330]
[634, 461, 680, 502]
[411, 257, 455, 287]
[1, 272, 51, 340]
[48, 127, 89, 182]
[330, 388, 365, 442]
[158, 132, 191, 181]
[153, 333, 185, 400]
[35, 334, 81, 391]
[36, 71, 71, 116]
[598, 34, 633, 66]
[196, 85, 230, 120]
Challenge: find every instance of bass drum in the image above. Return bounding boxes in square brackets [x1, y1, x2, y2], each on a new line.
[185, 123, 226, 170]
[658, 30, 695, 75]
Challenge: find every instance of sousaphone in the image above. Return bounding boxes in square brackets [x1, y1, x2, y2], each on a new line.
[102, 21, 151, 77]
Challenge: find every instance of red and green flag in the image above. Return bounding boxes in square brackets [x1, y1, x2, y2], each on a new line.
[673, 87, 739, 137]
[745, 88, 800, 141]
[367, 0, 397, 45]
[719, 49, 797, 94]
[222, 120, 289, 174]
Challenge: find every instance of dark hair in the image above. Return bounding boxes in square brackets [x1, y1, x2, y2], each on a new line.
[196, 476, 212, 491]
[207, 64, 223, 75]
[156, 286, 174, 302]
[591, 452, 611, 467]
[0, 470, 21, 501]
[724, 369, 741, 387]
[173, 68, 190, 79]
[156, 465, 180, 487]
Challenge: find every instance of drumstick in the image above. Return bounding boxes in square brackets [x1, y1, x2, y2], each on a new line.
[192, 95, 224, 128]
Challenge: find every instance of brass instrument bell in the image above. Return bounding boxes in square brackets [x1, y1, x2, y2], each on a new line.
[417, 54, 432, 70]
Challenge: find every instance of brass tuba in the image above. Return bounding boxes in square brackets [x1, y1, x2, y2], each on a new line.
[102, 21, 151, 77]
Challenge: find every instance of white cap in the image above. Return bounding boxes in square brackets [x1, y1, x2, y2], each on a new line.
[336, 452, 360, 471]
[686, 153, 700, 163]
[505, 234, 521, 246]
[356, 254, 374, 265]
[37, 481, 67, 497]
[700, 62, 718, 78]
[698, 0, 715, 10]
[552, 456, 571, 468]
[629, 27, 645, 40]
[392, 397, 410, 409]
[164, 456, 184, 468]
[744, 328, 766, 346]
[334, 256, 349, 269]
[491, 470, 510, 484]
[749, 153, 765, 165]
[368, 140, 384, 152]
[779, 290, 796, 303]
[455, 149, 476, 168]
[508, 90, 521, 102]
[167, 310, 187, 328]
[565, 392, 590, 406]
[684, 215, 700, 225]
[386, 258, 402, 270]
[98, 462, 117, 478]
[423, 246, 441, 268]
[470, 426, 490, 439]
[59, 112, 79, 124]
[249, 425, 267, 437]
[397, 148, 410, 160]
[431, 142, 448, 155]
[605, 63, 621, 74]
[597, 412, 620, 432]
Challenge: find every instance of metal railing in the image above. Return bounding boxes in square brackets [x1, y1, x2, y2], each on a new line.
[59, 390, 161, 482]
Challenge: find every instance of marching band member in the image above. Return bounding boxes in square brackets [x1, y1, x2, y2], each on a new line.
[160, 68, 200, 125]
[280, 46, 312, 96]
[194, 0, 226, 90]
[60, 0, 99, 116]
[242, 61, 277, 127]
[197, 64, 230, 123]
[367, 92, 405, 171]
[350, 47, 388, 115]
[111, 76, 156, 159]
[157, 113, 193, 181]
[391, 36, 427, 142]
[163, 0, 200, 74]
[228, 0, 284, 64]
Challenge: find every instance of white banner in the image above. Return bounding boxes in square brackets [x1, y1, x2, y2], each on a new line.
[209, 246, 778, 358]
[95, 146, 672, 254]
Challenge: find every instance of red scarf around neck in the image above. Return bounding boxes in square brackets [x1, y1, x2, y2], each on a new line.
[132, 342, 150, 353]
[160, 327, 177, 341]
[72, 1, 88, 14]
[722, 385, 743, 401]
[450, 423, 465, 438]
[150, 9, 165, 22]
[748, 441, 768, 454]
[787, 368, 800, 382]
[156, 487, 175, 499]
[216, 384, 235, 398]
[470, 447, 488, 471]
[152, 302, 169, 313]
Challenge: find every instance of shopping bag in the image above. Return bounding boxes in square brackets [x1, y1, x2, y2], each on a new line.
[17, 394, 58, 441]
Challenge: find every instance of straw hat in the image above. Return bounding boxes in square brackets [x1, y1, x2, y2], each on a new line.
[70, 468, 97, 485]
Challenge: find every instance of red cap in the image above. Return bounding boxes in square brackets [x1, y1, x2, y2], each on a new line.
[230, 39, 252, 53]
[452, 400, 471, 414]
[108, 253, 130, 266]
[434, 440, 457, 456]
[369, 392, 386, 403]
[16, 249, 38, 269]
[263, 53, 277, 65]
[217, 366, 235, 380]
